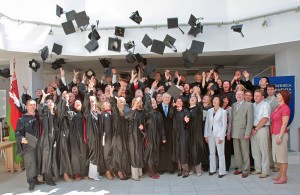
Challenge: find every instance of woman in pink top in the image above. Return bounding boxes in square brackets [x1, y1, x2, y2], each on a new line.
[270, 90, 291, 184]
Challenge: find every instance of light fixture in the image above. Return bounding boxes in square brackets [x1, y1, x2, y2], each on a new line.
[262, 19, 268, 27]
[48, 26, 53, 35]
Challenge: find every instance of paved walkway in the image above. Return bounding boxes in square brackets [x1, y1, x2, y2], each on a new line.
[1, 157, 300, 195]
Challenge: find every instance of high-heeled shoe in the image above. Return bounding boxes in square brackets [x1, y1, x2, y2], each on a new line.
[177, 169, 183, 177]
[274, 177, 288, 184]
[64, 173, 72, 182]
[106, 171, 114, 180]
[182, 171, 189, 178]
[118, 171, 128, 180]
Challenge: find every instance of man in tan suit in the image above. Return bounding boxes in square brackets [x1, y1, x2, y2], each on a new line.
[231, 90, 254, 178]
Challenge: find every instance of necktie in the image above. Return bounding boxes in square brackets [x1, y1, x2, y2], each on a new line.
[237, 102, 240, 110]
[164, 106, 168, 117]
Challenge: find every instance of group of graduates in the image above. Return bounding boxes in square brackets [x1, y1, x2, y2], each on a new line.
[11, 66, 274, 191]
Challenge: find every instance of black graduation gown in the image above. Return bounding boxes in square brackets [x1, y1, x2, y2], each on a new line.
[56, 99, 73, 176]
[108, 97, 130, 172]
[143, 94, 165, 167]
[99, 111, 113, 171]
[200, 103, 212, 169]
[188, 105, 209, 167]
[66, 108, 88, 176]
[37, 104, 59, 178]
[156, 103, 175, 172]
[125, 109, 145, 168]
[83, 93, 102, 167]
[172, 108, 190, 164]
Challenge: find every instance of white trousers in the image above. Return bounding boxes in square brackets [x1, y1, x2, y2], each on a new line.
[131, 166, 143, 179]
[88, 162, 99, 179]
[208, 135, 226, 175]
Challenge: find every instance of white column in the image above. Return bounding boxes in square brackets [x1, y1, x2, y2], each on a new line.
[275, 47, 300, 152]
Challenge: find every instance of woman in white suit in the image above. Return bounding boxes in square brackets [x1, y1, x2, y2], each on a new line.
[204, 96, 227, 178]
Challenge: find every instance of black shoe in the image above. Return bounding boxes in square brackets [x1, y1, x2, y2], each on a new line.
[46, 182, 56, 186]
[28, 184, 35, 191]
[177, 170, 183, 177]
[218, 174, 225, 178]
[209, 172, 216, 176]
[36, 181, 45, 185]
[182, 171, 189, 178]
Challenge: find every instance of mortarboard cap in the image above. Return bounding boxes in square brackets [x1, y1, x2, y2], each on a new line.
[51, 58, 65, 70]
[115, 26, 125, 37]
[168, 18, 179, 29]
[29, 59, 41, 72]
[142, 34, 152, 48]
[126, 52, 136, 64]
[167, 85, 183, 100]
[52, 43, 63, 55]
[99, 58, 111, 68]
[190, 40, 204, 54]
[129, 11, 142, 24]
[56, 5, 64, 18]
[168, 17, 184, 34]
[144, 64, 155, 77]
[88, 29, 101, 40]
[135, 53, 143, 63]
[65, 10, 76, 21]
[150, 39, 165, 55]
[0, 68, 11, 78]
[188, 26, 202, 37]
[188, 14, 197, 26]
[163, 34, 176, 48]
[85, 37, 99, 52]
[85, 69, 96, 79]
[62, 21, 76, 35]
[39, 46, 49, 61]
[74, 11, 90, 27]
[182, 49, 198, 63]
[108, 37, 121, 52]
[231, 24, 244, 37]
[124, 41, 135, 51]
[119, 72, 131, 82]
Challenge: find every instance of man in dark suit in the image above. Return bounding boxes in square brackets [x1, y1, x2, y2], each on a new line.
[157, 92, 175, 173]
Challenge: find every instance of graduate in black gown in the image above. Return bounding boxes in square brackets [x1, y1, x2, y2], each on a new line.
[188, 93, 209, 176]
[64, 92, 88, 181]
[125, 97, 146, 181]
[37, 91, 59, 186]
[172, 97, 190, 178]
[83, 78, 102, 180]
[99, 101, 114, 180]
[143, 93, 166, 179]
[56, 94, 73, 181]
[109, 86, 130, 180]
[157, 92, 175, 173]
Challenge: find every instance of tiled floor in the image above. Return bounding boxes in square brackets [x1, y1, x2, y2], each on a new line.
[1, 157, 300, 195]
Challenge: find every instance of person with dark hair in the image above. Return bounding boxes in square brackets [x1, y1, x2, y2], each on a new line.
[204, 96, 227, 178]
[220, 80, 236, 105]
[143, 93, 166, 179]
[251, 89, 271, 178]
[37, 90, 59, 186]
[172, 98, 190, 178]
[271, 90, 291, 184]
[222, 96, 233, 172]
[15, 99, 43, 191]
[244, 90, 254, 103]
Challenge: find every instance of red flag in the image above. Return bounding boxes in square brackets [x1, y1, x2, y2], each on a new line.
[9, 59, 22, 131]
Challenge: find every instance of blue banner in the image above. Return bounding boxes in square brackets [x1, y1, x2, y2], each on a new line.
[254, 76, 295, 126]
